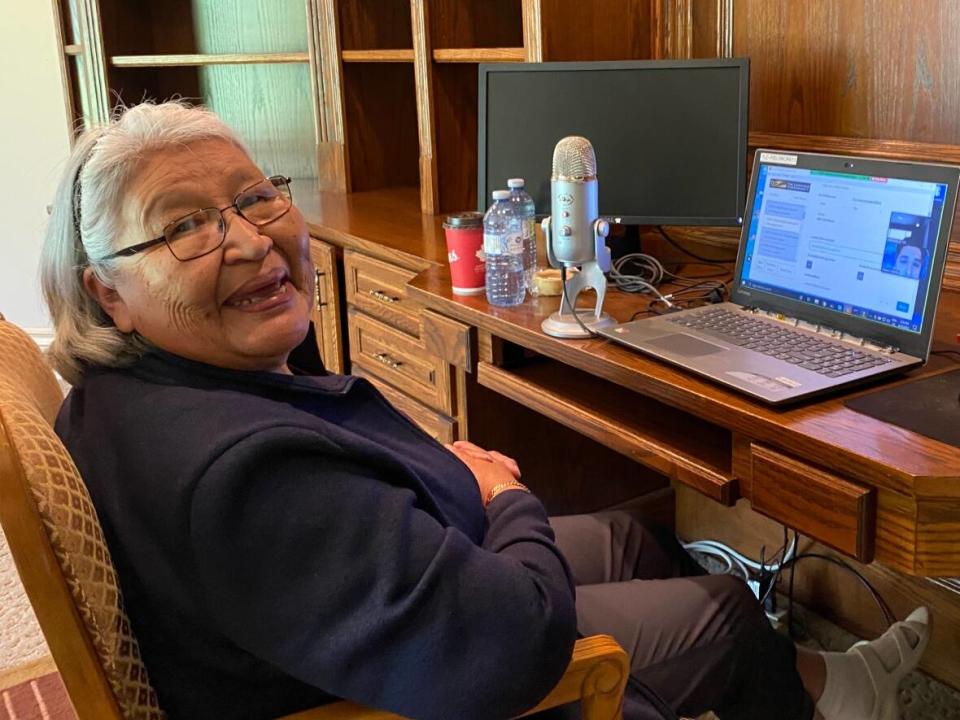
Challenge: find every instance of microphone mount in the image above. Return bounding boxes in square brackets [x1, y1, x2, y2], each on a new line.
[541, 216, 616, 338]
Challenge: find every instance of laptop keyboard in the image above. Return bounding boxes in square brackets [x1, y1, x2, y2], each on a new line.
[666, 308, 893, 378]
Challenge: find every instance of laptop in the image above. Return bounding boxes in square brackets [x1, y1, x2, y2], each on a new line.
[599, 150, 960, 404]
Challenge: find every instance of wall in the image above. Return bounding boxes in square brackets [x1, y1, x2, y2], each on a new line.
[0, 0, 72, 333]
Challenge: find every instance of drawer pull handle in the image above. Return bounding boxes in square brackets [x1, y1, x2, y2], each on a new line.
[368, 289, 399, 304]
[315, 269, 327, 311]
[373, 352, 403, 370]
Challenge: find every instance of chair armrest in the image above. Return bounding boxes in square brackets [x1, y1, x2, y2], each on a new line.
[276, 635, 629, 720]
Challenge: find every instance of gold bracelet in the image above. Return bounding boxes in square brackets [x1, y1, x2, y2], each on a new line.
[485, 480, 531, 506]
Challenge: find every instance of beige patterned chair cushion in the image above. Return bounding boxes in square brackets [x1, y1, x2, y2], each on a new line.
[0, 319, 165, 719]
[0, 320, 63, 425]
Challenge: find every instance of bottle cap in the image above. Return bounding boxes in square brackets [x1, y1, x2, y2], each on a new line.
[507, 178, 525, 188]
[492, 190, 511, 200]
[443, 211, 484, 229]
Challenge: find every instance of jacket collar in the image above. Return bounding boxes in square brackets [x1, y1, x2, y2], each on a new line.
[128, 324, 355, 396]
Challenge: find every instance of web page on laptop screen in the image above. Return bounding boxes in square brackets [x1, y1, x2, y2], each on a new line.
[740, 164, 949, 333]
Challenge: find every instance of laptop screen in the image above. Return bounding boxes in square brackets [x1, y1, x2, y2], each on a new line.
[738, 163, 950, 334]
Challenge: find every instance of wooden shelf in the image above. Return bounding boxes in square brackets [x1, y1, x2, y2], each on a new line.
[341, 49, 415, 63]
[477, 358, 738, 504]
[432, 47, 525, 63]
[110, 52, 309, 67]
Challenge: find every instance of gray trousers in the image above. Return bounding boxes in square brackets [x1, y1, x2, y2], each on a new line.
[550, 512, 815, 720]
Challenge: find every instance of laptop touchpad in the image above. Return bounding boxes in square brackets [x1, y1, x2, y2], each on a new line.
[646, 333, 728, 357]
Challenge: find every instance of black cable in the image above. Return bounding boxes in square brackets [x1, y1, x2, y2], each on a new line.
[560, 265, 602, 338]
[655, 226, 737, 264]
[789, 552, 896, 627]
[758, 527, 790, 609]
[627, 676, 679, 720]
[786, 531, 799, 637]
[931, 349, 960, 362]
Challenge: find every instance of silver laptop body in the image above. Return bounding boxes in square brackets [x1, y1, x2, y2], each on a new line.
[599, 150, 960, 404]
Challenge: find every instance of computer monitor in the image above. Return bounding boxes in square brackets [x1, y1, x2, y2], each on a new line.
[477, 59, 750, 226]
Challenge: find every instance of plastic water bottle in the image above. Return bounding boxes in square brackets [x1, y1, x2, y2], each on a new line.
[507, 178, 538, 289]
[483, 190, 526, 307]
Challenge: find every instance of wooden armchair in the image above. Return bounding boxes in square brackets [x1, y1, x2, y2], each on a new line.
[0, 315, 630, 720]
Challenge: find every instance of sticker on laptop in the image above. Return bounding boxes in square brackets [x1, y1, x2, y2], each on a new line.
[759, 152, 798, 166]
[726, 371, 800, 392]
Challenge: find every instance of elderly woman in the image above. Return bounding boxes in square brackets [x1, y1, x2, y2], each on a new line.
[41, 102, 928, 720]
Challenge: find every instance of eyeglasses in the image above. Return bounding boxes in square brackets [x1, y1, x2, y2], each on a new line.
[101, 175, 293, 262]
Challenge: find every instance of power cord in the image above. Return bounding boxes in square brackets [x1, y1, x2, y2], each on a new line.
[931, 349, 960, 362]
[655, 226, 737, 264]
[611, 252, 728, 320]
[559, 265, 602, 338]
[784, 549, 897, 633]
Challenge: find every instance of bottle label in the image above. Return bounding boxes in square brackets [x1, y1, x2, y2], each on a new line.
[522, 218, 534, 240]
[485, 232, 524, 255]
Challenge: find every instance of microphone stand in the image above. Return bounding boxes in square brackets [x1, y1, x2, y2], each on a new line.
[541, 217, 616, 338]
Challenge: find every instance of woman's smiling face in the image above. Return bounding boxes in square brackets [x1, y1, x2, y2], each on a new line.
[85, 138, 313, 373]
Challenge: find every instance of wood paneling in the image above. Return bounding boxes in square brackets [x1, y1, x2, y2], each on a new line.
[676, 1, 960, 287]
[432, 62, 479, 213]
[428, 0, 523, 50]
[337, 0, 412, 51]
[192, 0, 308, 54]
[106, 66, 201, 108]
[733, 0, 960, 143]
[342, 62, 420, 192]
[200, 62, 318, 179]
[540, 0, 652, 62]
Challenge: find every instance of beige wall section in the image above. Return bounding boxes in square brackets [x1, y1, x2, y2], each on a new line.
[0, 0, 71, 331]
[0, 0, 65, 672]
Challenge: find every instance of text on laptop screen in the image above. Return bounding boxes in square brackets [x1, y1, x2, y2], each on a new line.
[739, 164, 949, 333]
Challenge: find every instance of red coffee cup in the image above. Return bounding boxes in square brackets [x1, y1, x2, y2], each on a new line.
[443, 212, 486, 295]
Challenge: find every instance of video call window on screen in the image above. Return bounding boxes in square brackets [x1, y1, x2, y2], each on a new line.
[881, 212, 931, 281]
[740, 164, 948, 334]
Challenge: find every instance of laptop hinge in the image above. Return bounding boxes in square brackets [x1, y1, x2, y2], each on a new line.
[743, 306, 899, 354]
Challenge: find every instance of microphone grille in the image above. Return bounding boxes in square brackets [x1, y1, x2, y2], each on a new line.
[552, 136, 597, 180]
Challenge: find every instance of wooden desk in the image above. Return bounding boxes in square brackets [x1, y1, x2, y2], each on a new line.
[298, 187, 959, 686]
[406, 263, 960, 577]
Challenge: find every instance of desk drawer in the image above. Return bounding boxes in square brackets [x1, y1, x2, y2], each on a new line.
[344, 250, 420, 337]
[751, 444, 875, 561]
[348, 308, 454, 414]
[353, 367, 456, 444]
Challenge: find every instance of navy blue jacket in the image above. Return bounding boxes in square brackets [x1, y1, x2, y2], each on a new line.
[56, 334, 578, 719]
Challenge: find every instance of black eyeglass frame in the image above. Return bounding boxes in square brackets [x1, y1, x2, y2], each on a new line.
[100, 175, 293, 262]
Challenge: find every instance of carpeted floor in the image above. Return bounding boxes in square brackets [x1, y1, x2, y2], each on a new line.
[0, 527, 48, 675]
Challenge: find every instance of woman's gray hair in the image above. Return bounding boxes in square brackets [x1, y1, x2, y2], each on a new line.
[41, 101, 248, 385]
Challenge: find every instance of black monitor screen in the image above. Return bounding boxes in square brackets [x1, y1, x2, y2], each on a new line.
[478, 59, 749, 225]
